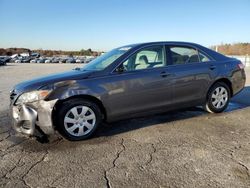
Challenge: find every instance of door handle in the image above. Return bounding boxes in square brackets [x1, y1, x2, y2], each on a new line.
[209, 65, 216, 70]
[160, 71, 171, 78]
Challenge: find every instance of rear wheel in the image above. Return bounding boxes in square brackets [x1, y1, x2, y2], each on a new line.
[204, 82, 230, 113]
[57, 99, 102, 141]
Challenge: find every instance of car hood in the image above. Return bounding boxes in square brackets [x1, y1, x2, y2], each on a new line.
[14, 69, 93, 93]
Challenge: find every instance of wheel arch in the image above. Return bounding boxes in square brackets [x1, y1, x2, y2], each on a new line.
[208, 78, 233, 98]
[52, 94, 107, 129]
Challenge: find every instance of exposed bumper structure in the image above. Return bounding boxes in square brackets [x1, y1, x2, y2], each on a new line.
[10, 99, 57, 136]
[231, 69, 246, 96]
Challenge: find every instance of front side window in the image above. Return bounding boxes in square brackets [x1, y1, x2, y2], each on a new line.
[169, 46, 199, 65]
[120, 45, 165, 72]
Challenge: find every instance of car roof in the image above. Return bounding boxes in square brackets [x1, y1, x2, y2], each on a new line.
[122, 41, 199, 47]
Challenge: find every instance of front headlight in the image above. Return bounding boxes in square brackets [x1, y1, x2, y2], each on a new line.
[15, 90, 51, 105]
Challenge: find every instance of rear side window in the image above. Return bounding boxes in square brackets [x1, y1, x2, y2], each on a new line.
[169, 46, 199, 65]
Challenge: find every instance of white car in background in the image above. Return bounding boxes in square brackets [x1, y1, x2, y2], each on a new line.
[15, 59, 22, 63]
[76, 58, 85, 63]
[30, 59, 37, 63]
[85, 57, 95, 63]
[37, 58, 46, 63]
[45, 59, 52, 63]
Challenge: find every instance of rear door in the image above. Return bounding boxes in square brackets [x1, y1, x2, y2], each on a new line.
[165, 45, 214, 105]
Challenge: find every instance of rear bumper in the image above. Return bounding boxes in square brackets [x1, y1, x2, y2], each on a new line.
[10, 99, 57, 136]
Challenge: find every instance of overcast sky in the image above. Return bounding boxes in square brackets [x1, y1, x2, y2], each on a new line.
[0, 0, 250, 51]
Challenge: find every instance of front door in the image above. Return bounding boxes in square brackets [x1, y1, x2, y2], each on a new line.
[102, 45, 174, 118]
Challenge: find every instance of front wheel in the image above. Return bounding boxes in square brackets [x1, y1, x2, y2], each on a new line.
[204, 82, 230, 113]
[57, 99, 102, 141]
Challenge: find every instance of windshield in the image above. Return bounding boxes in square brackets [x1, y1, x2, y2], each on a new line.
[82, 47, 131, 71]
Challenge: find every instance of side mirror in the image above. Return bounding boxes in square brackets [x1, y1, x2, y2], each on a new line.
[115, 65, 125, 73]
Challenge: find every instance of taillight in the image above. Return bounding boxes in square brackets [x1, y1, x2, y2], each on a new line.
[237, 62, 245, 70]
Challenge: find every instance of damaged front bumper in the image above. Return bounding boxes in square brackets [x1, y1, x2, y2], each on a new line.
[10, 99, 57, 136]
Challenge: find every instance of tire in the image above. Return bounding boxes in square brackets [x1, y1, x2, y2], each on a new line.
[57, 99, 102, 141]
[204, 82, 230, 113]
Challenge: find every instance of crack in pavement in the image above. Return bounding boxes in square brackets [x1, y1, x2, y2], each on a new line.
[0, 137, 63, 188]
[144, 143, 157, 166]
[201, 140, 250, 179]
[0, 138, 28, 159]
[2, 138, 28, 152]
[0, 133, 11, 142]
[22, 150, 49, 188]
[129, 138, 159, 169]
[48, 174, 63, 188]
[21, 177, 31, 188]
[104, 171, 110, 188]
[20, 138, 64, 187]
[50, 137, 63, 146]
[104, 138, 125, 188]
[0, 130, 10, 135]
[6, 158, 23, 177]
[237, 161, 250, 178]
[1, 157, 22, 179]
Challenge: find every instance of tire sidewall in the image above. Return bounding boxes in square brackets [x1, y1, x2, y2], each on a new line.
[206, 82, 230, 113]
[57, 99, 102, 141]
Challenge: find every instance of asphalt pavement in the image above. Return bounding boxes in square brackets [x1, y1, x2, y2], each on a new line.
[0, 64, 250, 188]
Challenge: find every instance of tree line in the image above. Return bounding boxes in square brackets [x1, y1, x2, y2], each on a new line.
[0, 48, 103, 57]
[211, 43, 250, 55]
[1, 43, 250, 56]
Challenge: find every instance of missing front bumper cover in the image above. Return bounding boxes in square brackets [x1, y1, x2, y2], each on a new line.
[11, 99, 57, 136]
[12, 105, 37, 135]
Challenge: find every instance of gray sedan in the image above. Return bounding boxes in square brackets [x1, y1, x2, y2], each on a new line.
[10, 42, 246, 141]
